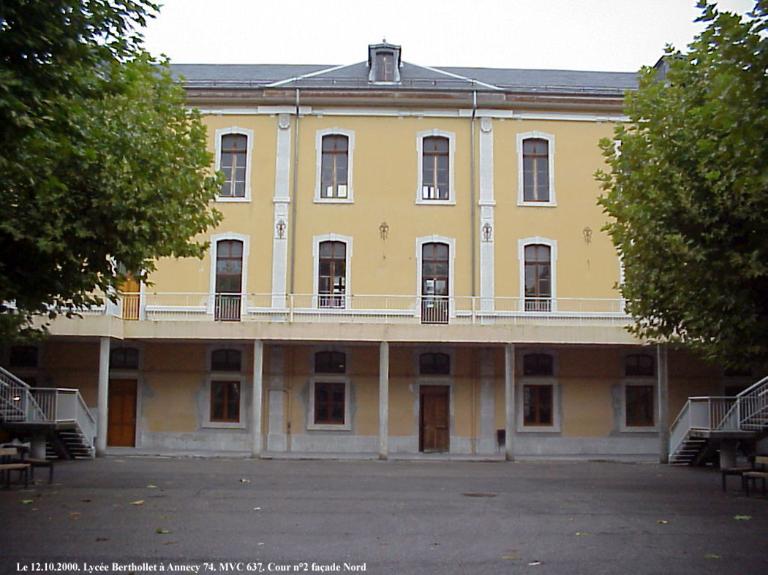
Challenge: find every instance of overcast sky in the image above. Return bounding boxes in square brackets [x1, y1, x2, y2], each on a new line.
[143, 0, 757, 72]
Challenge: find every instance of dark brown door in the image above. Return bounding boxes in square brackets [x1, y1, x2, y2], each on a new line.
[108, 379, 137, 447]
[420, 385, 449, 452]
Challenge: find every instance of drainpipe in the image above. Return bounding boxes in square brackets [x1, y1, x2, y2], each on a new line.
[470, 90, 477, 299]
[289, 88, 301, 297]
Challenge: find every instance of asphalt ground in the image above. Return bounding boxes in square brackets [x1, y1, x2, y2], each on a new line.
[0, 457, 766, 575]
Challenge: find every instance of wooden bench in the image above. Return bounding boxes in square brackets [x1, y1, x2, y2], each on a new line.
[0, 448, 30, 488]
[742, 456, 768, 497]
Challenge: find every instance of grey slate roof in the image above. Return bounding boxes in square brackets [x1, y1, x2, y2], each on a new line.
[171, 60, 638, 95]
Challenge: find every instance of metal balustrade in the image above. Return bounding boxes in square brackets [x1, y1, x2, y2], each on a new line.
[114, 292, 629, 325]
[669, 376, 768, 464]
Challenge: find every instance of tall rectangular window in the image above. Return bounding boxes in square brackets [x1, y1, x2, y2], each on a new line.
[625, 385, 654, 427]
[210, 381, 240, 423]
[523, 385, 553, 426]
[421, 242, 449, 324]
[318, 241, 346, 308]
[375, 51, 395, 82]
[220, 134, 248, 198]
[320, 135, 349, 199]
[524, 244, 551, 311]
[522, 138, 549, 202]
[313, 382, 346, 425]
[421, 137, 450, 200]
[215, 240, 243, 321]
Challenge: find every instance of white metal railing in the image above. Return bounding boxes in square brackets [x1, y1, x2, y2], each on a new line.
[0, 367, 96, 454]
[669, 375, 768, 459]
[123, 292, 630, 325]
[0, 367, 47, 423]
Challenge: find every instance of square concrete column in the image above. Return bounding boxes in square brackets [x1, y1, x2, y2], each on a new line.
[252, 340, 264, 458]
[657, 344, 669, 464]
[96, 337, 110, 456]
[379, 341, 389, 460]
[504, 343, 516, 461]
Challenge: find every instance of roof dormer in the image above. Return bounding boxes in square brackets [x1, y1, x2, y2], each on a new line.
[368, 41, 401, 84]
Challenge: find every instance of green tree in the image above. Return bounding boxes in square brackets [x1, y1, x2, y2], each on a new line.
[0, 1, 221, 340]
[597, 1, 768, 368]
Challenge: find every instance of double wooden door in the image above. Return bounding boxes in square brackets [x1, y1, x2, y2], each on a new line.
[107, 379, 137, 447]
[420, 385, 449, 452]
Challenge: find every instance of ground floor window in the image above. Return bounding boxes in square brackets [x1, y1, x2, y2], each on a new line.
[523, 384, 553, 426]
[625, 384, 654, 428]
[314, 382, 345, 425]
[210, 380, 240, 423]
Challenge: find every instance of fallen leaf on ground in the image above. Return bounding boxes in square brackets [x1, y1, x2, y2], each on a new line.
[21, 500, 34, 505]
[130, 500, 145, 506]
[501, 551, 519, 561]
[575, 531, 588, 536]
[657, 520, 669, 525]
[528, 561, 542, 566]
[253, 507, 262, 511]
[239, 478, 250, 483]
[155, 528, 171, 534]
[69, 512, 81, 520]
[147, 484, 157, 489]
[704, 554, 721, 560]
[733, 515, 751, 521]
[257, 542, 264, 546]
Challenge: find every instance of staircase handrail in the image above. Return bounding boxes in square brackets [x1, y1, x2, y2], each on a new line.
[669, 400, 692, 458]
[0, 366, 48, 422]
[736, 375, 768, 398]
[30, 387, 96, 448]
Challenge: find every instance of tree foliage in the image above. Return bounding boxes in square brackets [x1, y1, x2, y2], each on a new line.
[0, 1, 221, 340]
[597, 1, 768, 368]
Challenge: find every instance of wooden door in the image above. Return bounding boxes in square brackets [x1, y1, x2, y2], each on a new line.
[108, 379, 137, 447]
[420, 385, 449, 452]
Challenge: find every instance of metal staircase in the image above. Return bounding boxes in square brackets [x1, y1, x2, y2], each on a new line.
[0, 366, 96, 459]
[669, 375, 768, 465]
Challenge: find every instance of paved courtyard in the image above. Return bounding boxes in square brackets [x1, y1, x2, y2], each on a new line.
[0, 457, 766, 575]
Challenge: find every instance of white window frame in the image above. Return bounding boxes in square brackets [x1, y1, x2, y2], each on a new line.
[415, 235, 456, 318]
[416, 130, 456, 205]
[214, 127, 254, 203]
[312, 234, 353, 309]
[517, 131, 556, 207]
[620, 380, 658, 432]
[208, 232, 250, 316]
[518, 236, 558, 312]
[517, 350, 560, 433]
[314, 128, 355, 203]
[307, 376, 352, 431]
[203, 345, 247, 429]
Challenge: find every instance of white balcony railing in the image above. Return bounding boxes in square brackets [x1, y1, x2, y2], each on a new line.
[103, 292, 630, 326]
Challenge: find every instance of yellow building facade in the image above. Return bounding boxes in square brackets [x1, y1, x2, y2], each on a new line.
[2, 44, 740, 460]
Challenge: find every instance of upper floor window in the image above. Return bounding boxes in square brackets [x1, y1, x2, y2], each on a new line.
[625, 354, 654, 377]
[416, 131, 455, 205]
[215, 128, 253, 202]
[419, 352, 450, 376]
[524, 244, 552, 311]
[517, 132, 555, 206]
[318, 241, 347, 308]
[110, 347, 139, 370]
[421, 137, 450, 201]
[375, 51, 396, 82]
[368, 42, 401, 84]
[316, 131, 354, 202]
[211, 349, 242, 372]
[215, 239, 243, 321]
